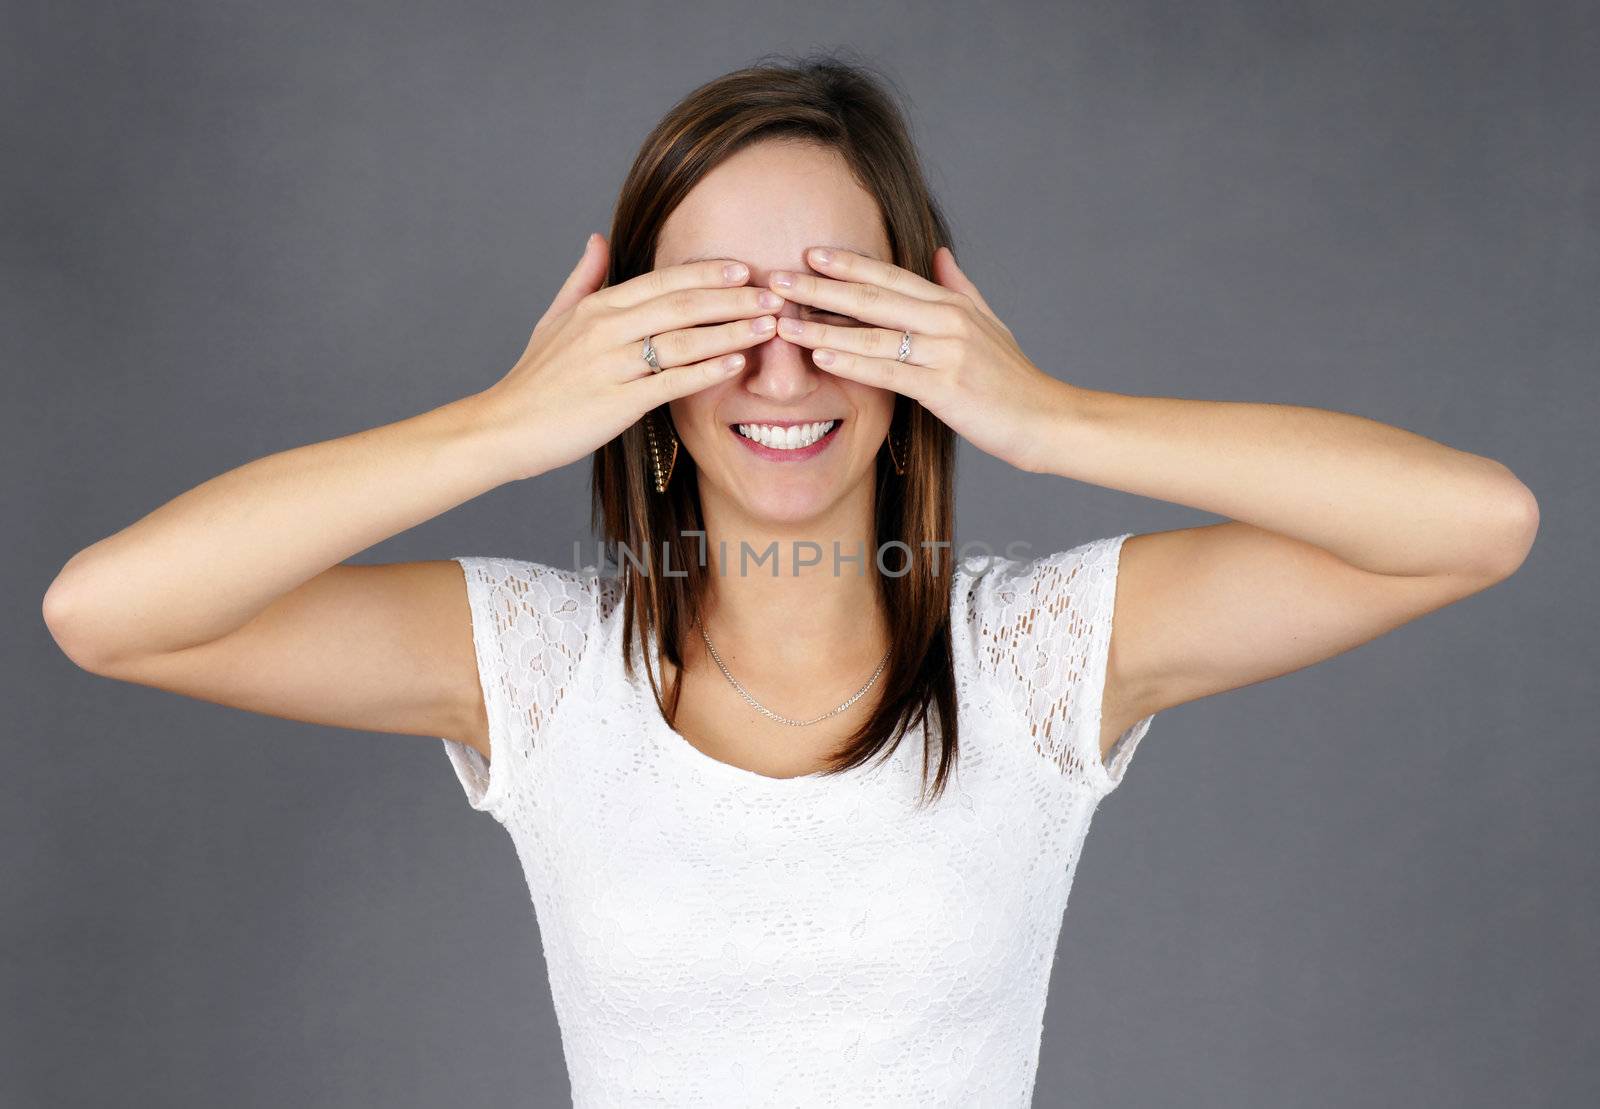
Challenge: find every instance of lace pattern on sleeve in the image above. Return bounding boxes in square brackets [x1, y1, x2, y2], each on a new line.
[439, 556, 597, 820]
[969, 532, 1154, 798]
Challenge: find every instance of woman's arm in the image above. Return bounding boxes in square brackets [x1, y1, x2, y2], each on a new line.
[42, 394, 516, 672]
[1031, 385, 1537, 579]
[1030, 383, 1540, 757]
[734, 244, 1541, 761]
[39, 395, 525, 755]
[40, 241, 778, 756]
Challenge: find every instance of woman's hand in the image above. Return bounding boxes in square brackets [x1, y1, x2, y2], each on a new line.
[764, 246, 1069, 473]
[476, 233, 787, 481]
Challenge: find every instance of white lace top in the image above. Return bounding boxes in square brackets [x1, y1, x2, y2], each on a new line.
[440, 532, 1155, 1107]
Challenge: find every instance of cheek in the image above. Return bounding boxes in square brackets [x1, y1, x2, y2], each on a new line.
[846, 384, 897, 431]
[667, 395, 716, 442]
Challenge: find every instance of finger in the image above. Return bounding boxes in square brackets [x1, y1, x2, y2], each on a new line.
[774, 315, 951, 368]
[604, 285, 785, 349]
[768, 265, 950, 337]
[640, 350, 749, 405]
[536, 232, 610, 331]
[630, 311, 779, 377]
[803, 246, 953, 304]
[932, 246, 1001, 323]
[802, 346, 931, 402]
[599, 255, 752, 311]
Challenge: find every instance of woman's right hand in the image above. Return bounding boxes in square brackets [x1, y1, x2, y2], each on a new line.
[474, 233, 784, 481]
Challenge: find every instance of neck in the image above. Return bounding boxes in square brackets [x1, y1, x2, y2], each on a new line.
[692, 482, 888, 680]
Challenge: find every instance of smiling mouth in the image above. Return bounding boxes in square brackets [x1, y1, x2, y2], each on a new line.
[729, 419, 842, 451]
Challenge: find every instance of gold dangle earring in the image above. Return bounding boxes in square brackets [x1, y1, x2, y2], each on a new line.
[645, 409, 679, 493]
[885, 420, 909, 476]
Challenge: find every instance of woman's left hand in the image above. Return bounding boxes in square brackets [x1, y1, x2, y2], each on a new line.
[767, 246, 1069, 473]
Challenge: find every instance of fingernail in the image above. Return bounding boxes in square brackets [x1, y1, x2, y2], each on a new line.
[810, 247, 832, 266]
[757, 290, 783, 309]
[752, 315, 776, 333]
[813, 349, 835, 366]
[723, 353, 745, 373]
[723, 262, 748, 283]
[771, 271, 794, 288]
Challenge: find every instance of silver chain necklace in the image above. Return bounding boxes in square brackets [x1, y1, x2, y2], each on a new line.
[697, 621, 890, 728]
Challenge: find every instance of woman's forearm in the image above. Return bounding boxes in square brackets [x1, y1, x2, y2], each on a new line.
[44, 391, 520, 666]
[1032, 383, 1538, 578]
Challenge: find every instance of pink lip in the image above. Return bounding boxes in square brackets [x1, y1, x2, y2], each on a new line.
[729, 419, 843, 462]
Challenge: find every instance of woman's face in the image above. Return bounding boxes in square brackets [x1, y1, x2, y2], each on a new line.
[655, 139, 896, 531]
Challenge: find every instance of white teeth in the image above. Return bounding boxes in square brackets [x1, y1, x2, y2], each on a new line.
[736, 420, 837, 450]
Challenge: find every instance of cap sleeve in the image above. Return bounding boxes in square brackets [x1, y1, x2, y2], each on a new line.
[969, 532, 1155, 799]
[439, 555, 596, 821]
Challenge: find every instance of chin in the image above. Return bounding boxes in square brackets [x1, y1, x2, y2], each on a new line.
[733, 484, 843, 528]
[703, 456, 848, 524]
[689, 449, 867, 532]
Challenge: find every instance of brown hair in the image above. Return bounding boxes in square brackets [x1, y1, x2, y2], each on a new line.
[591, 51, 960, 806]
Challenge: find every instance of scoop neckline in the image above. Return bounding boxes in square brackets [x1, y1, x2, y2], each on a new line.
[633, 637, 869, 794]
[614, 559, 988, 795]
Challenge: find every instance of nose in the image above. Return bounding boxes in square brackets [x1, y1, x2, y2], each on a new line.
[741, 297, 822, 404]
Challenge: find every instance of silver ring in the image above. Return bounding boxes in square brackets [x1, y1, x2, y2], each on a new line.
[896, 330, 913, 363]
[642, 336, 661, 373]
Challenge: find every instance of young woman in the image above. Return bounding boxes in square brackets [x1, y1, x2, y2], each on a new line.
[43, 59, 1538, 1105]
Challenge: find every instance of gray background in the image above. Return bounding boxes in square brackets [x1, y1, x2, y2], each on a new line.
[6, 2, 1596, 1106]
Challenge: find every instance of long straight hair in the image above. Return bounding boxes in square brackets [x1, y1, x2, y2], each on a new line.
[591, 52, 960, 806]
